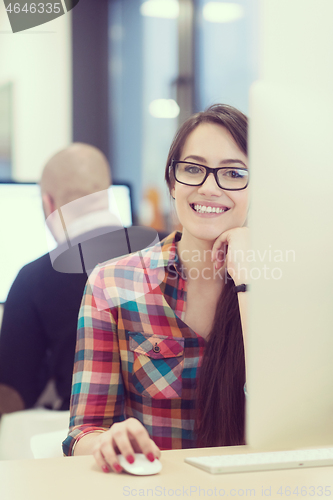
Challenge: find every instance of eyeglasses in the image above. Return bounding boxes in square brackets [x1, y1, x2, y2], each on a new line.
[170, 159, 249, 191]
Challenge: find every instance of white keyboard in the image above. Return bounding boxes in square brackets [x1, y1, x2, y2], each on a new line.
[185, 448, 333, 474]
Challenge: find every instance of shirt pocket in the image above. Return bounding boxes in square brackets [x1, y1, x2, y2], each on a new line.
[128, 332, 184, 399]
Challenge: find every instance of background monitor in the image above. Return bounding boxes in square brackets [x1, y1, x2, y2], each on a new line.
[0, 181, 133, 304]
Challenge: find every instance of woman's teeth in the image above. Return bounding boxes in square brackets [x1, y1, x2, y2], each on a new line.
[192, 204, 228, 214]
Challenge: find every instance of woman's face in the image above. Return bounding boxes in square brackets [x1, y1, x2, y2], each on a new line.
[171, 122, 249, 243]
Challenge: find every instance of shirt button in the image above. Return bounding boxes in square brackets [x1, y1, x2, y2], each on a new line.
[153, 344, 160, 353]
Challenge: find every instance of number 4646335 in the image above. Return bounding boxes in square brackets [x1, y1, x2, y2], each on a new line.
[6, 3, 62, 14]
[276, 486, 331, 496]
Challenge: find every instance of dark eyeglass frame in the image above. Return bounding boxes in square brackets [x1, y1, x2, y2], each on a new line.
[170, 159, 249, 191]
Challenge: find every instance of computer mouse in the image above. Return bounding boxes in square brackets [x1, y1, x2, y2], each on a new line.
[117, 453, 162, 476]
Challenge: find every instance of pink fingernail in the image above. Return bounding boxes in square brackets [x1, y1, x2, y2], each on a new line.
[113, 463, 122, 473]
[147, 453, 155, 462]
[126, 455, 135, 464]
[102, 465, 109, 473]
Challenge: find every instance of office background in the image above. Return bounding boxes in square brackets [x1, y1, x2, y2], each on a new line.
[0, 0, 259, 322]
[0, 0, 259, 225]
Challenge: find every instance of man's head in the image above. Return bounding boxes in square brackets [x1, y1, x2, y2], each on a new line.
[40, 143, 112, 241]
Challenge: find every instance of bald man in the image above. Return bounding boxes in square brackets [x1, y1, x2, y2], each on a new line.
[40, 143, 117, 241]
[0, 144, 157, 415]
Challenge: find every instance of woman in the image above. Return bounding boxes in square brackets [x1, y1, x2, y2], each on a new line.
[63, 104, 249, 474]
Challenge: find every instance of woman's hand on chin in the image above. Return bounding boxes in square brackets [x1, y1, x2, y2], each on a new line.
[211, 227, 250, 286]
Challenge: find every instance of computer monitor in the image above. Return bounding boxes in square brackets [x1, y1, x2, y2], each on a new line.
[0, 181, 133, 304]
[244, 0, 333, 452]
[246, 81, 333, 451]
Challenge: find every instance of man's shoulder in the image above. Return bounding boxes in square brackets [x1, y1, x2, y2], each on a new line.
[16, 253, 53, 279]
[12, 251, 83, 290]
[4, 253, 54, 304]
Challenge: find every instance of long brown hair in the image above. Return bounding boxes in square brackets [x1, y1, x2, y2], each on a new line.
[165, 104, 247, 447]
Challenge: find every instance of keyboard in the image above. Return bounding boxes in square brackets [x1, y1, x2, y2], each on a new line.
[185, 448, 333, 474]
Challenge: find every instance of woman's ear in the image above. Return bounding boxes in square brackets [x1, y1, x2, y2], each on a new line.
[171, 187, 175, 200]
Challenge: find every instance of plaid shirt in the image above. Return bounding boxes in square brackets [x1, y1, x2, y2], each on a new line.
[62, 231, 206, 456]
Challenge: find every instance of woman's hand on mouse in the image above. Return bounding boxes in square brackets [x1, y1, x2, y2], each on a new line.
[211, 227, 250, 285]
[92, 418, 161, 473]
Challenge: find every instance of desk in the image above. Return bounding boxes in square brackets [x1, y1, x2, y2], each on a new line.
[1, 446, 332, 500]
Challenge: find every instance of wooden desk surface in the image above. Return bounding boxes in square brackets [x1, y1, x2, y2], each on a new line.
[1, 446, 332, 500]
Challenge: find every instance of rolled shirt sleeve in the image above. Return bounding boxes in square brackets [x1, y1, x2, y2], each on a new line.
[62, 266, 126, 456]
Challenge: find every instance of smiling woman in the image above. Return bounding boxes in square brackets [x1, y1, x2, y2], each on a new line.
[165, 104, 249, 447]
[63, 104, 249, 474]
[168, 119, 248, 246]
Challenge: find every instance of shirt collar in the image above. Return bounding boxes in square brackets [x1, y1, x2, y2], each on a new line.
[149, 231, 183, 275]
[57, 209, 123, 244]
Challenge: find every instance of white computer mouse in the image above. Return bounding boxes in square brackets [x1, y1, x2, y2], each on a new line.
[117, 453, 162, 476]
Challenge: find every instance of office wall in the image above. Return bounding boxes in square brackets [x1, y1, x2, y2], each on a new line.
[0, 5, 72, 180]
[72, 0, 109, 159]
[195, 0, 259, 114]
[109, 0, 144, 217]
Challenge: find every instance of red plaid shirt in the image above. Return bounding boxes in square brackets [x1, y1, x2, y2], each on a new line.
[63, 232, 206, 456]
